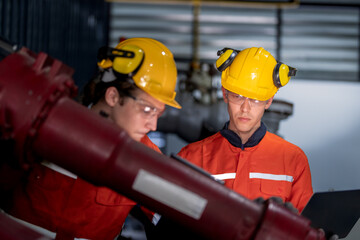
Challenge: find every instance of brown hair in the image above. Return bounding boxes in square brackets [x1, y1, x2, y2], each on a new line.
[80, 72, 138, 107]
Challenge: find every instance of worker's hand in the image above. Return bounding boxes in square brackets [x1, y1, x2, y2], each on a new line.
[253, 196, 299, 214]
[328, 234, 339, 240]
[318, 228, 339, 240]
[270, 197, 299, 214]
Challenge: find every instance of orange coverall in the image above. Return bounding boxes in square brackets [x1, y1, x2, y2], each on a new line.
[2, 135, 159, 240]
[178, 122, 313, 212]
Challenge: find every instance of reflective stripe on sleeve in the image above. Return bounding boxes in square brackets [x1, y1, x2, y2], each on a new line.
[41, 161, 78, 179]
[212, 173, 236, 180]
[249, 172, 293, 182]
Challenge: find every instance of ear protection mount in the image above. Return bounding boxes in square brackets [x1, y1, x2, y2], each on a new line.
[97, 46, 135, 61]
[216, 48, 240, 72]
[97, 45, 145, 78]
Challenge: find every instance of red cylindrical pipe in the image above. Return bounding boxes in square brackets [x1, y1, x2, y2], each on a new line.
[31, 97, 263, 240]
[0, 212, 51, 240]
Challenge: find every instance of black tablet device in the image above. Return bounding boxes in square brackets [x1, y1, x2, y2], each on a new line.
[301, 189, 360, 238]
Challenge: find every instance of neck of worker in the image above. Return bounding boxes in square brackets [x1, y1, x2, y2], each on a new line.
[220, 121, 266, 150]
[228, 121, 261, 144]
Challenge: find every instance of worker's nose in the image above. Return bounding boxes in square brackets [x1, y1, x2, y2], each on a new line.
[146, 116, 158, 132]
[240, 98, 251, 112]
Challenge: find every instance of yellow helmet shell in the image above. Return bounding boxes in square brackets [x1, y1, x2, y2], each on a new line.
[221, 47, 279, 101]
[103, 38, 181, 109]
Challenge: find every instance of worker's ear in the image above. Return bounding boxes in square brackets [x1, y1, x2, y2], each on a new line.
[222, 87, 229, 104]
[265, 96, 274, 110]
[104, 86, 120, 107]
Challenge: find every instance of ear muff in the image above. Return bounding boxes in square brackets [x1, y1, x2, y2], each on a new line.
[97, 46, 135, 69]
[272, 61, 297, 88]
[216, 48, 239, 72]
[97, 45, 145, 77]
[112, 45, 144, 76]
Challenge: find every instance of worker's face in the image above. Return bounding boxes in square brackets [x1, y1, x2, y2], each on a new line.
[112, 89, 165, 142]
[222, 87, 273, 140]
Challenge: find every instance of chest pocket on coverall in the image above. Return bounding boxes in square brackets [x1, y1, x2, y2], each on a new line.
[259, 179, 292, 202]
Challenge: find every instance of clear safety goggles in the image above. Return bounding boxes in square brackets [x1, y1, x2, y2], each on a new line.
[225, 90, 266, 107]
[127, 94, 165, 119]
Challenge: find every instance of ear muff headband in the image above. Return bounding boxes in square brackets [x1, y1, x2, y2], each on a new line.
[216, 48, 239, 72]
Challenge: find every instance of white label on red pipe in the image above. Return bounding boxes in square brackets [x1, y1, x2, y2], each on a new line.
[132, 169, 208, 220]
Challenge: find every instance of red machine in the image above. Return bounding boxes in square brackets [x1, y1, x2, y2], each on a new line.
[0, 47, 326, 240]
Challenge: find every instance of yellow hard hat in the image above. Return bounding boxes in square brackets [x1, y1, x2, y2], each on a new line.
[216, 47, 297, 101]
[97, 38, 181, 109]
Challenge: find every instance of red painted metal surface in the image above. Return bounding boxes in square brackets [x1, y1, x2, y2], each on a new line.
[0, 212, 51, 240]
[0, 49, 326, 240]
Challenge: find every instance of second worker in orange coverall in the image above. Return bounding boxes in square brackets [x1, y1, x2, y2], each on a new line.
[178, 47, 313, 213]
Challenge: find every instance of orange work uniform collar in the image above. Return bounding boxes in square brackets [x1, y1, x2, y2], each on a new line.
[220, 121, 266, 150]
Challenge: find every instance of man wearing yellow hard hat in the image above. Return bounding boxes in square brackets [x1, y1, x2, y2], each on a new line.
[178, 47, 313, 213]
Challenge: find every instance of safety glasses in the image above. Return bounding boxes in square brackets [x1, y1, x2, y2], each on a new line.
[225, 90, 266, 107]
[126, 94, 165, 119]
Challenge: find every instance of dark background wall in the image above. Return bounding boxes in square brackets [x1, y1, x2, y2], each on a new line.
[0, 0, 109, 92]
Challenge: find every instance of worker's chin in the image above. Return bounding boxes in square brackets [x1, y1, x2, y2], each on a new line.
[130, 133, 145, 142]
